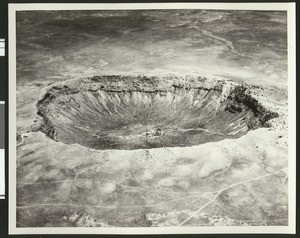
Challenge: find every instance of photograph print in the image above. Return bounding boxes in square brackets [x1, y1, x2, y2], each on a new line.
[9, 3, 296, 234]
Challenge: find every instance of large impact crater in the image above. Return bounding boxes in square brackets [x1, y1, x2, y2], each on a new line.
[36, 75, 278, 150]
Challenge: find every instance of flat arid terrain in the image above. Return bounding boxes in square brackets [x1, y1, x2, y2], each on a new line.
[15, 10, 289, 227]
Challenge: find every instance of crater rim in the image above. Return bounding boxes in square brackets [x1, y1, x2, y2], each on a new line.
[35, 74, 279, 150]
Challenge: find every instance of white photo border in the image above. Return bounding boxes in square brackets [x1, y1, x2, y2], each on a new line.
[8, 2, 296, 235]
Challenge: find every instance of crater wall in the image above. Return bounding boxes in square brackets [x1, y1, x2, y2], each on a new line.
[36, 75, 278, 150]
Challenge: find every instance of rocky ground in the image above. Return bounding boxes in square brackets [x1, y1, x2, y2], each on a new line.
[15, 10, 288, 227]
[16, 74, 288, 227]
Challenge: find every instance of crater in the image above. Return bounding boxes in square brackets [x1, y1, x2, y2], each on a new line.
[36, 75, 278, 150]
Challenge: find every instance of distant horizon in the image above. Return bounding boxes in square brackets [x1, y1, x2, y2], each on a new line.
[16, 9, 287, 88]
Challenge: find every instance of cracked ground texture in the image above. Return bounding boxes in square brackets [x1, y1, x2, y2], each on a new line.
[15, 10, 288, 227]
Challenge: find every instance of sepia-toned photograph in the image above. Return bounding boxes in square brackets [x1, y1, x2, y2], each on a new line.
[9, 3, 296, 234]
